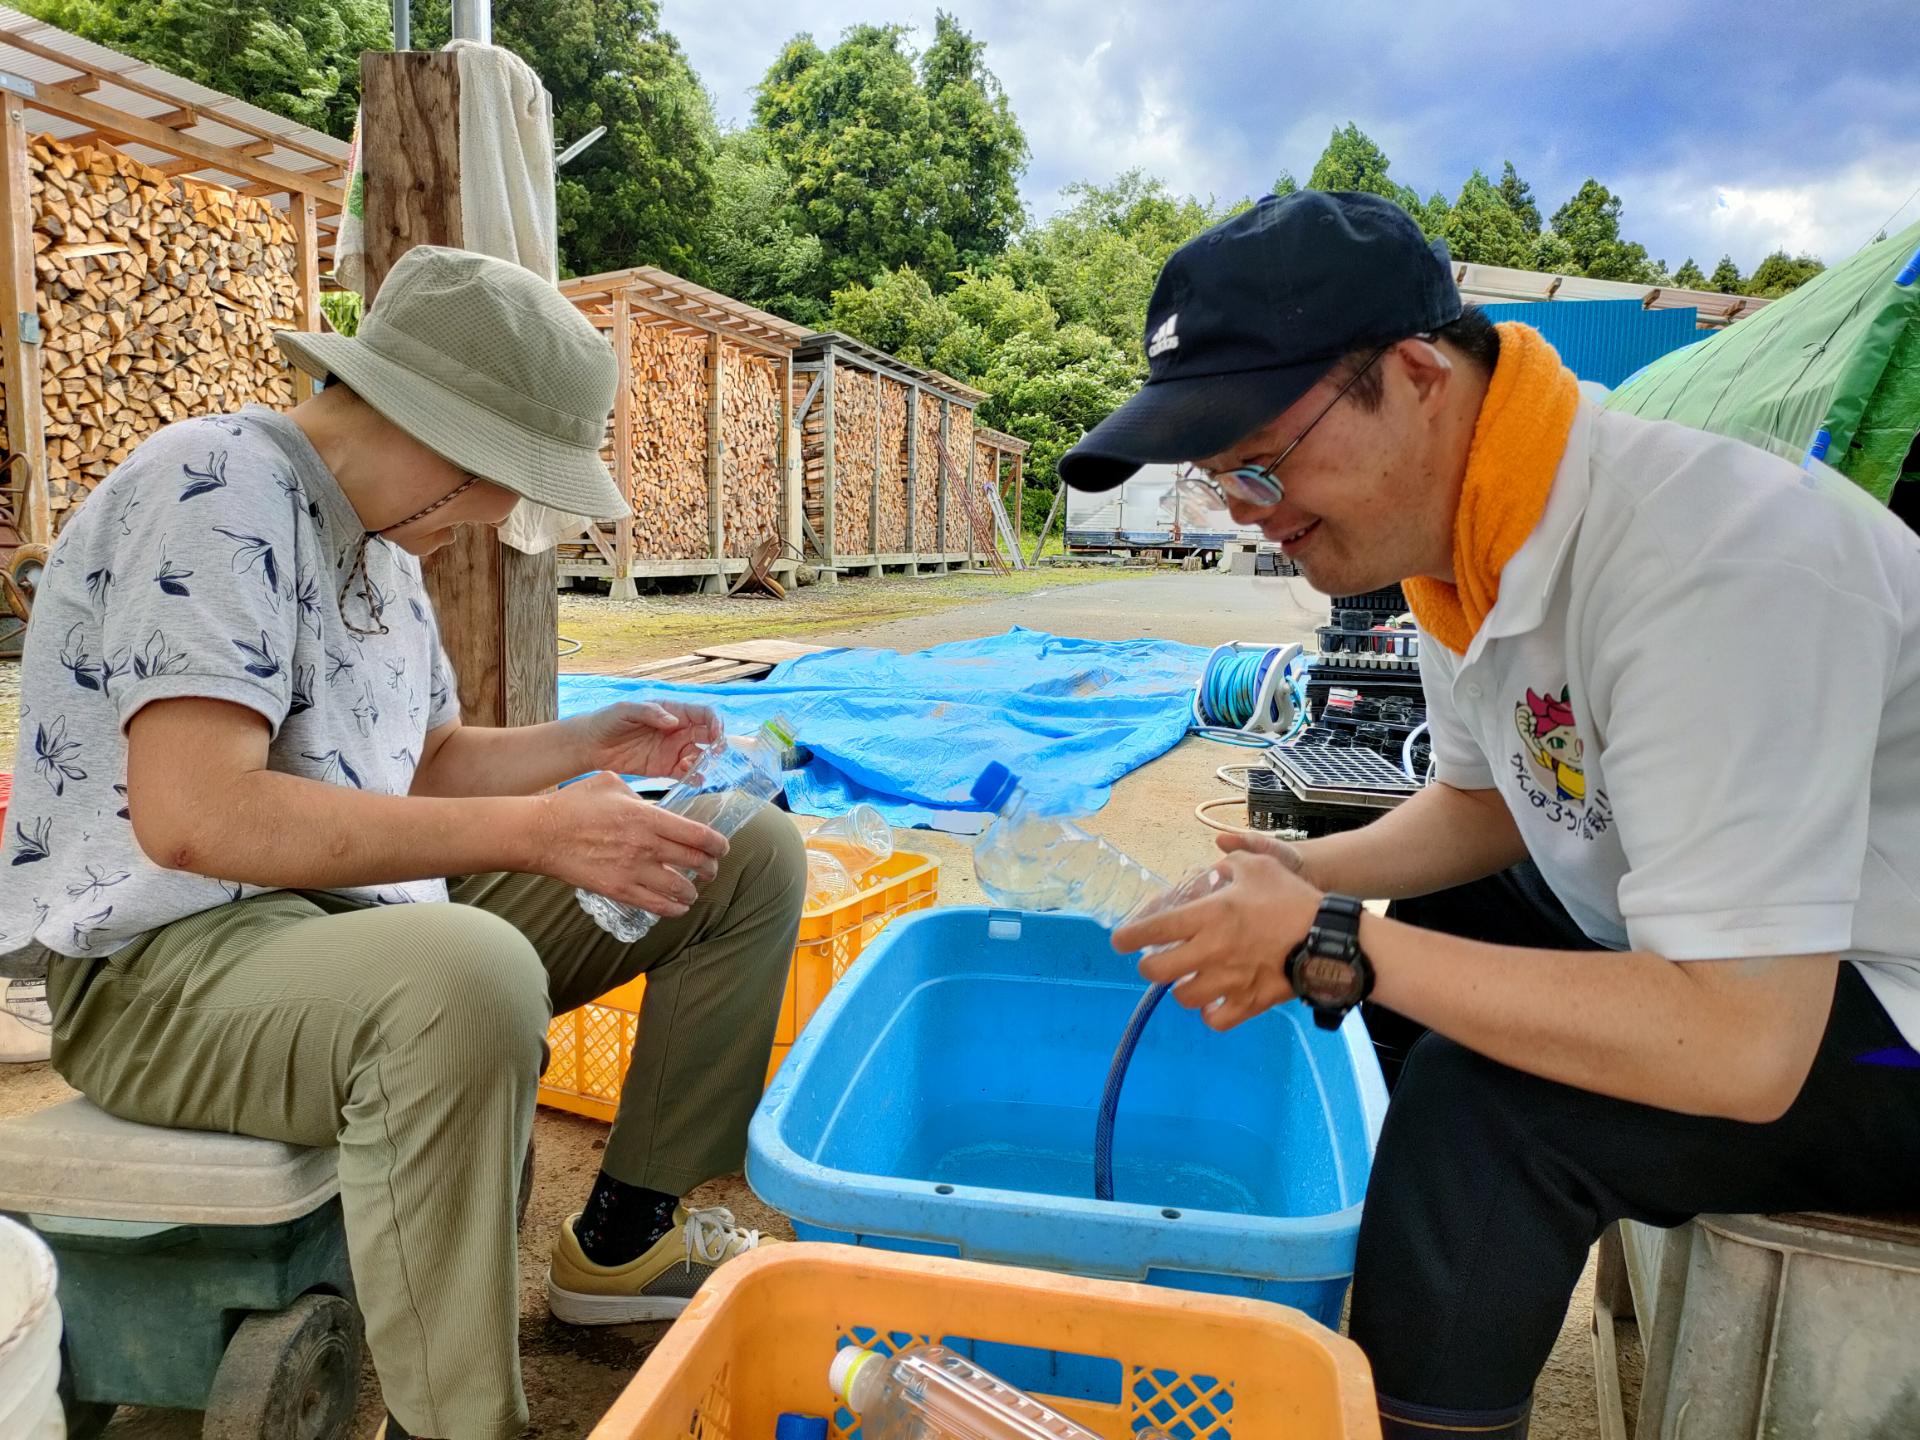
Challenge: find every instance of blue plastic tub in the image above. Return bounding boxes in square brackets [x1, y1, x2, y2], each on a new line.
[748, 906, 1388, 1330]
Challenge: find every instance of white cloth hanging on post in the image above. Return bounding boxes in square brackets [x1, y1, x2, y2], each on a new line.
[331, 42, 582, 554]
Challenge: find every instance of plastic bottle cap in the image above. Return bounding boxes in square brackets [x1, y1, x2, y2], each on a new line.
[827, 1346, 876, 1401]
[970, 762, 1020, 812]
[775, 1415, 829, 1440]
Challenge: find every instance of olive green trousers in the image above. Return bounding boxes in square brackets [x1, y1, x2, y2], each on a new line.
[47, 807, 805, 1440]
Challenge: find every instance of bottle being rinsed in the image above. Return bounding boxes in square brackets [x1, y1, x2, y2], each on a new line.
[970, 762, 1170, 925]
[576, 717, 794, 943]
[830, 1344, 1172, 1440]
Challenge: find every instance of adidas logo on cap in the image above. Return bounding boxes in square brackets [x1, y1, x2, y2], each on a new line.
[1147, 313, 1180, 358]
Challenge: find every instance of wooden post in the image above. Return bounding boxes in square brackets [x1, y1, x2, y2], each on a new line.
[936, 399, 950, 560]
[964, 434, 977, 568]
[359, 50, 557, 730]
[904, 383, 919, 561]
[610, 294, 635, 599]
[291, 191, 321, 336]
[1012, 449, 1025, 540]
[702, 331, 726, 593]
[821, 359, 837, 568]
[781, 351, 799, 560]
[868, 370, 881, 563]
[1, 98, 50, 546]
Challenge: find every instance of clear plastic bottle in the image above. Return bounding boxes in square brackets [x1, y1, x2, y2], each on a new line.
[830, 1344, 1141, 1440]
[970, 762, 1169, 926]
[803, 847, 858, 910]
[805, 802, 894, 878]
[576, 717, 794, 943]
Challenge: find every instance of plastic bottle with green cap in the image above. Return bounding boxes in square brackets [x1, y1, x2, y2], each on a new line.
[577, 716, 795, 943]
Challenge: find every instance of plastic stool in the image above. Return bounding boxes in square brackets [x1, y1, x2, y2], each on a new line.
[0, 1096, 359, 1438]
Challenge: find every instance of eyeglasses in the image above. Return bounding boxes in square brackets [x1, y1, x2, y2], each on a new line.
[1171, 342, 1397, 521]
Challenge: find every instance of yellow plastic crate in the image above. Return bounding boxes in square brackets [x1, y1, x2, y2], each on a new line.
[588, 1244, 1381, 1439]
[540, 850, 940, 1122]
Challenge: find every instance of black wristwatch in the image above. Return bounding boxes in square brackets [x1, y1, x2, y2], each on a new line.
[1286, 894, 1375, 1030]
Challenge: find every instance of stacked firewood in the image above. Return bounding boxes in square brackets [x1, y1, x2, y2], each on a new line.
[874, 375, 909, 554]
[914, 394, 949, 552]
[4, 134, 300, 525]
[626, 322, 710, 559]
[831, 363, 877, 556]
[719, 345, 784, 558]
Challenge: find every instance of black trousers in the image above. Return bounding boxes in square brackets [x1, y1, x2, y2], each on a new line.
[1349, 865, 1920, 1437]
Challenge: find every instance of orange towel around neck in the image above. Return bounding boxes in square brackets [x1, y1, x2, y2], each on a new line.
[1403, 322, 1580, 655]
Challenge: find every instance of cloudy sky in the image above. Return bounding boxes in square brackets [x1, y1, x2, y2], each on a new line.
[666, 0, 1920, 274]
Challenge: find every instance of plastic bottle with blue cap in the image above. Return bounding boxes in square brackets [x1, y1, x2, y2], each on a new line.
[829, 1343, 1172, 1439]
[774, 1413, 828, 1440]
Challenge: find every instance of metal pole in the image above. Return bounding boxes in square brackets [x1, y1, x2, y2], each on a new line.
[391, 0, 410, 51]
[451, 0, 491, 44]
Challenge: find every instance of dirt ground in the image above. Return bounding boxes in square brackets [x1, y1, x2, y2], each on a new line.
[0, 567, 1628, 1438]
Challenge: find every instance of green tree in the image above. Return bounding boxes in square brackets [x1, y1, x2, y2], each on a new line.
[693, 131, 827, 325]
[1529, 229, 1579, 274]
[1414, 191, 1452, 243]
[1497, 161, 1542, 233]
[754, 17, 1026, 299]
[19, 0, 388, 138]
[1002, 171, 1231, 354]
[1709, 254, 1745, 293]
[413, 0, 717, 277]
[1307, 122, 1416, 211]
[1547, 179, 1661, 282]
[1271, 171, 1299, 197]
[1671, 257, 1707, 288]
[1744, 250, 1825, 298]
[1442, 169, 1532, 266]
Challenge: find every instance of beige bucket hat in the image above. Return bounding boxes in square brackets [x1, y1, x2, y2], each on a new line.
[277, 246, 629, 522]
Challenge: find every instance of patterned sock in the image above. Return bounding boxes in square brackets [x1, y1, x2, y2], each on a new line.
[573, 1172, 680, 1266]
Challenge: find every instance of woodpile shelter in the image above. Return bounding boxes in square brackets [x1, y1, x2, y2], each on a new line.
[793, 333, 1018, 578]
[0, 7, 345, 573]
[557, 268, 812, 596]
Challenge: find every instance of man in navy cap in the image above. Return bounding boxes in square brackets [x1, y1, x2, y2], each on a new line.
[1076, 191, 1920, 1439]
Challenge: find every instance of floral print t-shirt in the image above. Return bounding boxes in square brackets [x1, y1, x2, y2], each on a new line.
[0, 406, 461, 966]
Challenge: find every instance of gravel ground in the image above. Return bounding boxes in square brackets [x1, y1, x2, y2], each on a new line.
[0, 568, 1631, 1438]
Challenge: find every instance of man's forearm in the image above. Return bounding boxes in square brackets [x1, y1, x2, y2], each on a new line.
[143, 769, 549, 890]
[1363, 912, 1837, 1122]
[1295, 781, 1528, 899]
[410, 717, 598, 798]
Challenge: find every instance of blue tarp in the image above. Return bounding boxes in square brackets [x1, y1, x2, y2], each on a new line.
[557, 628, 1209, 829]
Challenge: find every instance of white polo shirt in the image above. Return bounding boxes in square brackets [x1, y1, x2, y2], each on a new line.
[1418, 398, 1920, 1048]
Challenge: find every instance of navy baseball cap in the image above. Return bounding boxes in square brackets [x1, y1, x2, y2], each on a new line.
[1059, 190, 1462, 492]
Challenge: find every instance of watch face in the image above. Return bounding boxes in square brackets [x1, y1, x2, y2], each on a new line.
[1296, 952, 1363, 1007]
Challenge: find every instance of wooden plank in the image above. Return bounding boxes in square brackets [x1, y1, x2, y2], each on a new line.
[706, 329, 725, 561]
[1012, 449, 1025, 541]
[695, 639, 828, 664]
[10, 81, 343, 202]
[936, 398, 949, 554]
[1, 99, 49, 545]
[361, 50, 557, 731]
[781, 351, 799, 559]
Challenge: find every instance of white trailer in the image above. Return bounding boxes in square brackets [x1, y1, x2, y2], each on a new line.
[1064, 463, 1263, 557]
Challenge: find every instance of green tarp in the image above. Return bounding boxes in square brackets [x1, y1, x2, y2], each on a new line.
[1606, 218, 1920, 502]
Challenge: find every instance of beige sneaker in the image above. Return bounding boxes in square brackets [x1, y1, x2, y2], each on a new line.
[547, 1204, 776, 1325]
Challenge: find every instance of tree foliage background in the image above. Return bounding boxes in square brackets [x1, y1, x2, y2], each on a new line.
[19, 3, 1831, 516]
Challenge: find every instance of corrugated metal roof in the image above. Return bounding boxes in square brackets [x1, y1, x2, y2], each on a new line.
[1478, 298, 1704, 387]
[1454, 260, 1768, 328]
[0, 5, 346, 234]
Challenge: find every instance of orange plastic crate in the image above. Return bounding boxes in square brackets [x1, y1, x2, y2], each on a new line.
[589, 1243, 1381, 1439]
[540, 850, 940, 1122]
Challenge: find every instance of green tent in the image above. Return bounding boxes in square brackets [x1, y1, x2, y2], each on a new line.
[1606, 218, 1920, 505]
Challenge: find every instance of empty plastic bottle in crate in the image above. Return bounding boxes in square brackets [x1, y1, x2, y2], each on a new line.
[970, 763, 1167, 924]
[830, 1344, 1171, 1440]
[803, 848, 858, 910]
[804, 802, 893, 878]
[577, 717, 795, 943]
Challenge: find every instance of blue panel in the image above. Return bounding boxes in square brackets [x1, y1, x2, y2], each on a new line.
[1478, 298, 1703, 387]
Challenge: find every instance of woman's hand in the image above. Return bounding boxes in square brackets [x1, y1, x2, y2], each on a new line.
[1111, 851, 1324, 1031]
[534, 772, 729, 917]
[578, 701, 722, 782]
